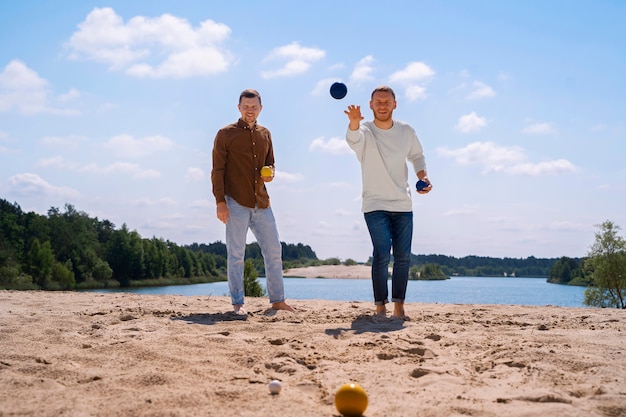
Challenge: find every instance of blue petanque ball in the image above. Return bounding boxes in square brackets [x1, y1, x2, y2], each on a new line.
[330, 82, 348, 99]
[416, 179, 429, 191]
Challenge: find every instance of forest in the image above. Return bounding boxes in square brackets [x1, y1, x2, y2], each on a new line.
[1, 198, 572, 291]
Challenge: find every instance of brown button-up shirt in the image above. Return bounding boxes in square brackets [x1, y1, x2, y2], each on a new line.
[211, 118, 275, 209]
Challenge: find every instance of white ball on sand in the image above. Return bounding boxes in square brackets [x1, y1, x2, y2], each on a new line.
[268, 380, 282, 394]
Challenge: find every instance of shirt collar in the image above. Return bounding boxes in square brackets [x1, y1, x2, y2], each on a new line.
[237, 118, 256, 130]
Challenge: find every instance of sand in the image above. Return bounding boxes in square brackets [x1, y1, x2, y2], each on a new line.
[284, 264, 374, 279]
[1, 289, 625, 417]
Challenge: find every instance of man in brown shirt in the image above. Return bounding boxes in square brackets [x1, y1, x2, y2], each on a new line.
[211, 89, 294, 314]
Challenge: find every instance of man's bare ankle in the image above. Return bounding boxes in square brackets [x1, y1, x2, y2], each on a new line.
[272, 301, 295, 312]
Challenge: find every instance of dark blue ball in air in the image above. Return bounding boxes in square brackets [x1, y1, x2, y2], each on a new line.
[330, 82, 347, 99]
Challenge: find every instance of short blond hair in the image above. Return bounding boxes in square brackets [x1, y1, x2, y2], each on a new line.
[371, 86, 396, 100]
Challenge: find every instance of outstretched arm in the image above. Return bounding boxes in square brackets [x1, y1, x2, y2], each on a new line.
[344, 105, 364, 130]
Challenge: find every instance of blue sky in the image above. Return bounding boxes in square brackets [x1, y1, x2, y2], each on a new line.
[1, 1, 625, 262]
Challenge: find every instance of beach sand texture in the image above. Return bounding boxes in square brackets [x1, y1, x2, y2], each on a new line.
[1, 289, 625, 417]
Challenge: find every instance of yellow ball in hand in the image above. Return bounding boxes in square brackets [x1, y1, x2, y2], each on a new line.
[260, 166, 273, 177]
[334, 383, 368, 417]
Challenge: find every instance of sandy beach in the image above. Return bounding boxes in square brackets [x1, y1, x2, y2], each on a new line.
[284, 264, 373, 279]
[1, 289, 625, 417]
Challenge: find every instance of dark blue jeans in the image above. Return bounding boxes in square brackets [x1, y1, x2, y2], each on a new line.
[364, 210, 413, 305]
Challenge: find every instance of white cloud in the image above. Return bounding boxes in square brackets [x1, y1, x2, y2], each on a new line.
[81, 161, 161, 179]
[104, 134, 174, 158]
[312, 78, 342, 96]
[40, 135, 87, 147]
[57, 88, 81, 103]
[7, 173, 80, 198]
[437, 141, 577, 176]
[506, 159, 576, 175]
[466, 81, 496, 100]
[349, 55, 375, 85]
[389, 62, 435, 83]
[37, 156, 78, 169]
[548, 221, 590, 232]
[405, 85, 427, 101]
[456, 112, 488, 133]
[36, 155, 161, 179]
[66, 7, 234, 79]
[522, 122, 555, 135]
[274, 170, 303, 182]
[309, 136, 351, 155]
[133, 197, 155, 207]
[443, 205, 480, 216]
[388, 61, 435, 102]
[438, 141, 524, 169]
[185, 167, 205, 182]
[159, 197, 177, 206]
[0, 60, 47, 90]
[189, 199, 212, 209]
[0, 60, 79, 115]
[261, 41, 325, 79]
[132, 197, 177, 207]
[334, 209, 352, 217]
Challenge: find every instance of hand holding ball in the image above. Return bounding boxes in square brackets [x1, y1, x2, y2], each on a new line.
[416, 179, 430, 192]
[260, 166, 273, 178]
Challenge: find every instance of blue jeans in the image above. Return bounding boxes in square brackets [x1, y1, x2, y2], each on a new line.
[225, 196, 285, 306]
[364, 210, 413, 305]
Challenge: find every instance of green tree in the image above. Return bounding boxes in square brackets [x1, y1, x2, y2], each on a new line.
[51, 260, 76, 290]
[549, 257, 580, 284]
[244, 259, 266, 297]
[583, 221, 626, 309]
[47, 204, 106, 283]
[418, 263, 449, 280]
[106, 225, 145, 286]
[26, 239, 55, 289]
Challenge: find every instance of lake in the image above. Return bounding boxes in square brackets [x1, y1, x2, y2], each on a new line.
[91, 276, 588, 308]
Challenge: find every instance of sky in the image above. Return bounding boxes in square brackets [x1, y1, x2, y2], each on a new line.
[1, 1, 625, 262]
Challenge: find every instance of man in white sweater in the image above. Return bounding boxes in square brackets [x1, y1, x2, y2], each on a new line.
[345, 85, 432, 319]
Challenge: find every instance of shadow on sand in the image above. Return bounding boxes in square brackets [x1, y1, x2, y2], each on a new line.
[325, 314, 406, 337]
[173, 312, 248, 325]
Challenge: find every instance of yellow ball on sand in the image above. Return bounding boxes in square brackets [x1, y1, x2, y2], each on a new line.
[334, 383, 368, 417]
[260, 166, 273, 177]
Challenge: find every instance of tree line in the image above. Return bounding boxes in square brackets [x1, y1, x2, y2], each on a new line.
[410, 254, 558, 277]
[0, 199, 322, 291]
[0, 200, 222, 290]
[2, 199, 624, 308]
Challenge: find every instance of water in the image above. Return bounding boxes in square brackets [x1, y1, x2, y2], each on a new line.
[91, 276, 587, 308]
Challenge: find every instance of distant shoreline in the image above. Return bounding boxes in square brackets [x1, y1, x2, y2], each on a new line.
[284, 264, 373, 279]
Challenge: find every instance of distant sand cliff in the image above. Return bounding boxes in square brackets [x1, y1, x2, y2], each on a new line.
[283, 264, 376, 279]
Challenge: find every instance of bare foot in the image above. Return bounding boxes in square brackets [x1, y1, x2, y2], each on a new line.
[233, 305, 247, 315]
[392, 302, 409, 320]
[271, 301, 295, 312]
[375, 305, 387, 315]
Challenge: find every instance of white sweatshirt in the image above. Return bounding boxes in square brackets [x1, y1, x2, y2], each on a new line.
[346, 120, 427, 213]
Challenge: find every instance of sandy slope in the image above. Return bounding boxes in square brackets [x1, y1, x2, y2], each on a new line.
[1, 290, 625, 416]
